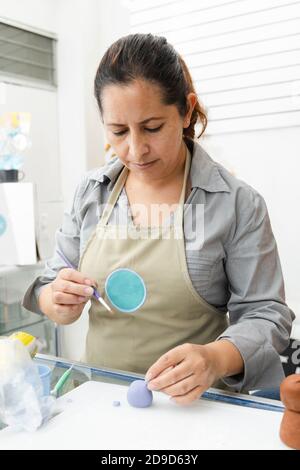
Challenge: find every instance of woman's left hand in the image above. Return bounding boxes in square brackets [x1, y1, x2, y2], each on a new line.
[145, 343, 222, 405]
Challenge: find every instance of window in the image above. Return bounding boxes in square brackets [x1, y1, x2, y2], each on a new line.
[0, 20, 57, 87]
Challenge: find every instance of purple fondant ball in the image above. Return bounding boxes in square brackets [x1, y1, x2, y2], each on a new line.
[127, 380, 153, 408]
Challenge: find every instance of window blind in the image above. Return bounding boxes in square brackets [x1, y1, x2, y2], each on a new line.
[0, 21, 56, 87]
[125, 0, 300, 134]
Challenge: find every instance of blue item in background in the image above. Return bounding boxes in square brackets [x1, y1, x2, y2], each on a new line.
[0, 154, 24, 171]
[251, 388, 281, 401]
[105, 268, 147, 313]
[38, 364, 52, 396]
[0, 214, 7, 236]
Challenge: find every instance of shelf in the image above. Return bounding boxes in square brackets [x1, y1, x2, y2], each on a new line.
[0, 309, 57, 355]
[0, 306, 46, 335]
[0, 262, 58, 356]
[0, 260, 45, 275]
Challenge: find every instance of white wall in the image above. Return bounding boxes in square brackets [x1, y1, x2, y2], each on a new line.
[202, 127, 300, 326]
[0, 0, 58, 32]
[56, 0, 98, 208]
[56, 0, 130, 208]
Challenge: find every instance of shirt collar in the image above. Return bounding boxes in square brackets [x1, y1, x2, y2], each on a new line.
[189, 141, 230, 193]
[88, 141, 230, 193]
[88, 158, 124, 191]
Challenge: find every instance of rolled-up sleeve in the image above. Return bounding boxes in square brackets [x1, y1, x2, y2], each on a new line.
[219, 186, 295, 392]
[22, 178, 85, 315]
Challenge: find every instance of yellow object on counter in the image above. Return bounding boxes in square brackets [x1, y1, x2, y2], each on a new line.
[9, 331, 38, 358]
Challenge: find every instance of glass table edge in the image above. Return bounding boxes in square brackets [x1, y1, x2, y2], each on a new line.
[34, 353, 284, 412]
[34, 352, 144, 383]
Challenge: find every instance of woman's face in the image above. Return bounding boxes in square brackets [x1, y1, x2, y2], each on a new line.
[101, 79, 196, 182]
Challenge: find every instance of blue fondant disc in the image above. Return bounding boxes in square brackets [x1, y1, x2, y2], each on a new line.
[105, 268, 146, 313]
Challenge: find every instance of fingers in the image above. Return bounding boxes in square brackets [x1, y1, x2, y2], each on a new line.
[54, 279, 95, 299]
[49, 268, 99, 325]
[160, 373, 196, 396]
[59, 268, 98, 289]
[171, 385, 205, 406]
[147, 363, 205, 404]
[145, 344, 216, 405]
[51, 269, 98, 318]
[147, 361, 193, 392]
[145, 344, 187, 382]
[53, 303, 84, 324]
[52, 291, 88, 305]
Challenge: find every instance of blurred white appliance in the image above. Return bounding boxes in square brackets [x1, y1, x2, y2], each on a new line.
[0, 182, 37, 265]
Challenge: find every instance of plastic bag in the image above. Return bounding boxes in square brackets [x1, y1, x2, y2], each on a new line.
[0, 338, 56, 432]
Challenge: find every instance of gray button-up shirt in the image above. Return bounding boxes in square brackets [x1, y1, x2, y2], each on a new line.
[22, 141, 294, 392]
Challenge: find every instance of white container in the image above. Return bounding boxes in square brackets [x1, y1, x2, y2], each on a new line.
[0, 182, 37, 265]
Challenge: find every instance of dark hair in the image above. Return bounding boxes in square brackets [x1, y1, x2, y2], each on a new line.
[94, 33, 207, 150]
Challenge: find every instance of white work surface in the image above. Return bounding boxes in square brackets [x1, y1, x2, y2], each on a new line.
[0, 381, 288, 450]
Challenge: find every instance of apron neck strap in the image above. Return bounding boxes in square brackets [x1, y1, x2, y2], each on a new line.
[174, 144, 191, 228]
[100, 143, 191, 227]
[100, 166, 129, 226]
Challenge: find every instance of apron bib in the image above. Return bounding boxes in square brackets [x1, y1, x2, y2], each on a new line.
[79, 145, 228, 374]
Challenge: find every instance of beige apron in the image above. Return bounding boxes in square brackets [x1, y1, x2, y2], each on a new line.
[79, 145, 228, 375]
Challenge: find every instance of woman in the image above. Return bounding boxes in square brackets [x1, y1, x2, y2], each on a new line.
[23, 33, 294, 404]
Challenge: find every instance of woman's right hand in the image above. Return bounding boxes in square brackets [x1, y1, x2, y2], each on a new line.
[40, 268, 98, 324]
